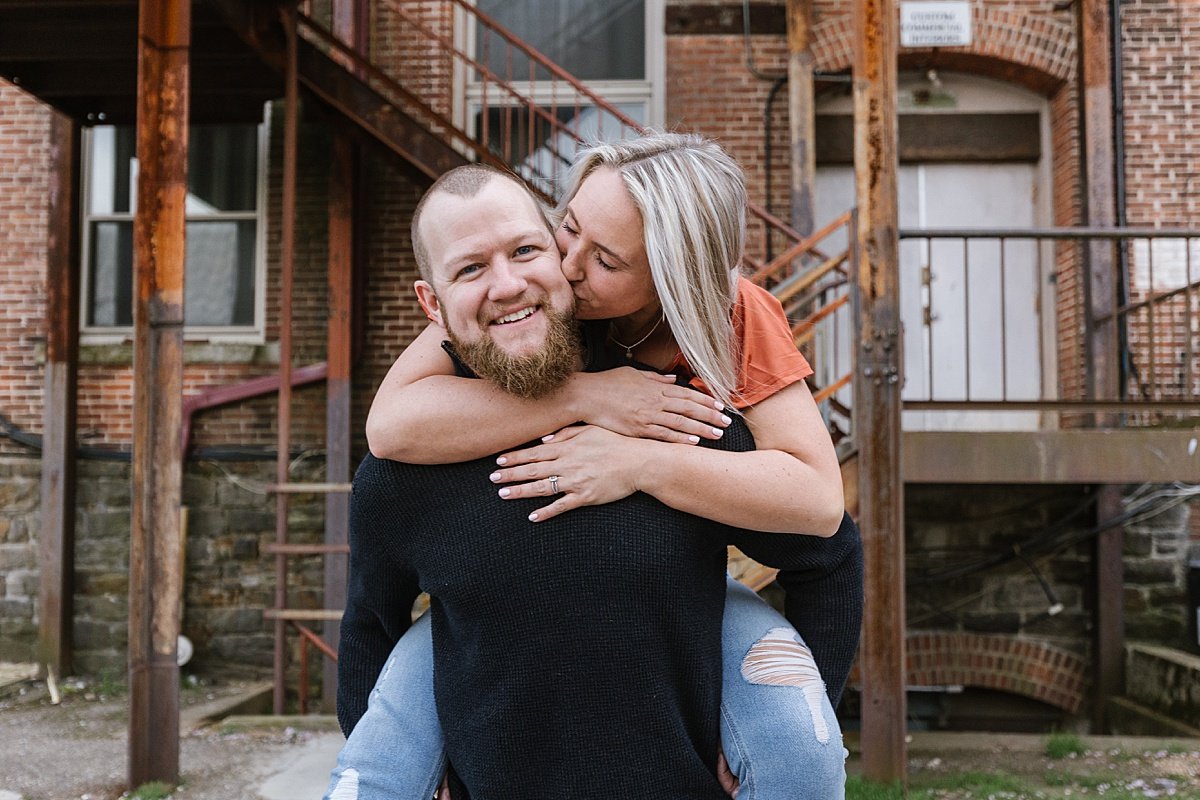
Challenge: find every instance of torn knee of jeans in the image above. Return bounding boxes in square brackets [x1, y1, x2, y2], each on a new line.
[328, 767, 359, 800]
[740, 627, 823, 688]
[742, 627, 833, 744]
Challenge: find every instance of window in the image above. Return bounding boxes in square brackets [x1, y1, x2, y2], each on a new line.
[464, 0, 663, 192]
[83, 123, 265, 337]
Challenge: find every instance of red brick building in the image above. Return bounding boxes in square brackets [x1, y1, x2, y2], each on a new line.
[0, 0, 1197, 756]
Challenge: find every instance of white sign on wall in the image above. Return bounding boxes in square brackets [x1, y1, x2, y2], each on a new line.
[900, 1, 973, 48]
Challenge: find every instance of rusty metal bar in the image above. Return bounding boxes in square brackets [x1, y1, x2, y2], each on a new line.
[905, 399, 1200, 411]
[853, 0, 905, 781]
[266, 482, 353, 494]
[264, 543, 351, 556]
[273, 3, 299, 717]
[813, 373, 854, 404]
[1187, 239, 1195, 396]
[128, 0, 189, 785]
[38, 112, 80, 681]
[294, 621, 340, 659]
[752, 212, 848, 285]
[298, 632, 309, 714]
[1147, 241, 1157, 399]
[266, 609, 346, 621]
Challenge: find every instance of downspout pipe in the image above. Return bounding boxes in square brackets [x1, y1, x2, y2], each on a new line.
[1110, 0, 1131, 399]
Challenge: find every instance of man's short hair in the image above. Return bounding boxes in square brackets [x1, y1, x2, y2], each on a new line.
[411, 165, 552, 282]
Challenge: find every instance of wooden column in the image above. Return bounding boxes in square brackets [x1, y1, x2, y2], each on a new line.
[852, 0, 906, 783]
[787, 0, 816, 237]
[128, 0, 189, 786]
[323, 133, 355, 711]
[1079, 0, 1123, 730]
[38, 112, 81, 680]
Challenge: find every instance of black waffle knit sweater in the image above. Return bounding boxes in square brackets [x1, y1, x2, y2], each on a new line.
[340, 410, 862, 799]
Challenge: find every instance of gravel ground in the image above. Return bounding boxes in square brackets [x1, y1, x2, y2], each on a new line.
[0, 676, 339, 800]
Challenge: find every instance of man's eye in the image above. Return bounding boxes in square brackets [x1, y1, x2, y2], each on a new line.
[457, 264, 483, 278]
[515, 245, 535, 257]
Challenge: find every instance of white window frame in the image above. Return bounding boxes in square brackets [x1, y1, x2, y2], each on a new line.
[79, 111, 269, 345]
[456, 0, 664, 150]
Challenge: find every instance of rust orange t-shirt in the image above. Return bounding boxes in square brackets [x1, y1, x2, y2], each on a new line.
[666, 276, 812, 410]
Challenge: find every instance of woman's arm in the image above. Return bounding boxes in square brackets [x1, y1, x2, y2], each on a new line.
[490, 378, 844, 536]
[366, 323, 731, 464]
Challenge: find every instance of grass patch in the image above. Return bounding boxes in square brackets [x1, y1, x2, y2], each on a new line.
[126, 781, 175, 800]
[1044, 731, 1087, 759]
[850, 771, 1033, 799]
[846, 776, 905, 799]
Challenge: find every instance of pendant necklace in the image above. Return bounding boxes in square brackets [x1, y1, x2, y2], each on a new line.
[610, 312, 665, 359]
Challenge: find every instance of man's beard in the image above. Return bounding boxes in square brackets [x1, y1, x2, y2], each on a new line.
[446, 304, 581, 400]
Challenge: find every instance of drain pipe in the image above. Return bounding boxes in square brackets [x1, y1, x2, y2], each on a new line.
[1110, 0, 1131, 399]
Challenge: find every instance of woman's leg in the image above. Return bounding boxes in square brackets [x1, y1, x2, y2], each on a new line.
[325, 613, 446, 800]
[720, 576, 846, 800]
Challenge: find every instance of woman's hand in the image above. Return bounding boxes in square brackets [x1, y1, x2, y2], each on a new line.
[575, 368, 730, 444]
[490, 425, 649, 522]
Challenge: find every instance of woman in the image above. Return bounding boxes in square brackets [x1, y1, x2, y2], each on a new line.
[330, 132, 851, 799]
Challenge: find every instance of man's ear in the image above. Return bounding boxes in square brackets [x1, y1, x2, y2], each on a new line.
[414, 280, 443, 326]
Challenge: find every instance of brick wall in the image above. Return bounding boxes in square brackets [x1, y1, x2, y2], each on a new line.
[0, 82, 51, 456]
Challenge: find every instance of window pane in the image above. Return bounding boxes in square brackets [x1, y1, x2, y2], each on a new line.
[88, 127, 136, 215]
[187, 125, 259, 213]
[475, 102, 645, 195]
[86, 220, 257, 328]
[185, 220, 257, 326]
[476, 0, 644, 81]
[88, 220, 134, 326]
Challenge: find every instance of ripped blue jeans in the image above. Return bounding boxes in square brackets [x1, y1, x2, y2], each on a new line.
[325, 576, 846, 799]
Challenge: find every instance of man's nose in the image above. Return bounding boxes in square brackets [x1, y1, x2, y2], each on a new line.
[488, 259, 529, 299]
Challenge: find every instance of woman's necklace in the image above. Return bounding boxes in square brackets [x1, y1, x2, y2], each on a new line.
[609, 312, 665, 359]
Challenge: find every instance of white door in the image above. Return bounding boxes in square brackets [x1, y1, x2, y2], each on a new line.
[814, 161, 1044, 431]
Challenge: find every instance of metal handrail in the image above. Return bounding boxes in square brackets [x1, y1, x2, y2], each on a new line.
[897, 226, 1200, 417]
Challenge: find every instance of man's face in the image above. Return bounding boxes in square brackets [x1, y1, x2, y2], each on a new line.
[415, 177, 581, 397]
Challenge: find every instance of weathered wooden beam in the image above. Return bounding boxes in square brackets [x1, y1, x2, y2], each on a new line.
[903, 430, 1200, 484]
[1080, 0, 1123, 731]
[37, 111, 80, 680]
[323, 130, 355, 712]
[128, 0, 188, 786]
[787, 0, 815, 238]
[853, 0, 906, 784]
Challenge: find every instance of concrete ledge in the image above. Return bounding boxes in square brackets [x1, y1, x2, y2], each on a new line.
[1108, 696, 1200, 738]
[182, 681, 274, 732]
[1125, 644, 1200, 722]
[217, 713, 341, 735]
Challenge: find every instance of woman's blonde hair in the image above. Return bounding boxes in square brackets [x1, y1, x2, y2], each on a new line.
[558, 131, 746, 411]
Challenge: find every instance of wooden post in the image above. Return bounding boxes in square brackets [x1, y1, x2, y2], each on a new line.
[129, 0, 189, 786]
[1079, 0, 1123, 730]
[323, 132, 355, 711]
[853, 0, 906, 784]
[38, 112, 81, 680]
[787, 0, 816, 237]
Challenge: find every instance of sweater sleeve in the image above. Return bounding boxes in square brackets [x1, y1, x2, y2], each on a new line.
[728, 512, 863, 706]
[336, 455, 424, 737]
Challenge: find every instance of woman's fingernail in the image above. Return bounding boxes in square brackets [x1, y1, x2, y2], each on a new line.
[714, 401, 725, 410]
[498, 488, 511, 498]
[496, 456, 507, 465]
[688, 435, 700, 444]
[490, 472, 502, 482]
[528, 512, 539, 521]
[542, 434, 555, 442]
[712, 427, 724, 438]
[720, 415, 732, 425]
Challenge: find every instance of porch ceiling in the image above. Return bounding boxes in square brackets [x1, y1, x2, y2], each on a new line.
[904, 429, 1200, 484]
[0, 0, 283, 124]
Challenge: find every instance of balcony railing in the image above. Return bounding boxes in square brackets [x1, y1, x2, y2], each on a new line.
[893, 227, 1200, 429]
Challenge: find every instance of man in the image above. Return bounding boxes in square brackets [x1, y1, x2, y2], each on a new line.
[334, 166, 859, 799]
